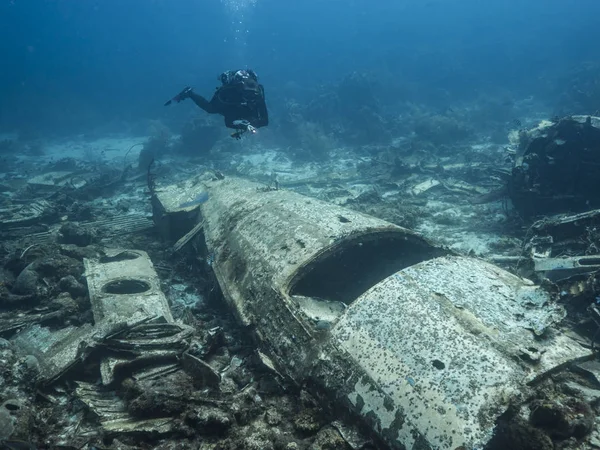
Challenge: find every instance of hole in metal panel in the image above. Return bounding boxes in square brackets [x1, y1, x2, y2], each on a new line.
[579, 257, 600, 266]
[2, 400, 21, 411]
[432, 359, 445, 370]
[102, 279, 151, 294]
[290, 232, 445, 305]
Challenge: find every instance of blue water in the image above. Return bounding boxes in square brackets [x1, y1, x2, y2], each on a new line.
[1, 0, 599, 137]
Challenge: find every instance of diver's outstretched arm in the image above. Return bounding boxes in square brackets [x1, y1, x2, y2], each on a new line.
[189, 92, 219, 114]
[165, 86, 219, 113]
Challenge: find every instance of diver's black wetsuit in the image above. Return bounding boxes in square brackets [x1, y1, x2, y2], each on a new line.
[188, 78, 268, 130]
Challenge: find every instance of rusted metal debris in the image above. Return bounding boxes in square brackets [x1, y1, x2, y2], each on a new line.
[509, 115, 600, 217]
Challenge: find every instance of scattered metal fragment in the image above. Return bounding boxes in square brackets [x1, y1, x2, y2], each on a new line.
[0, 200, 55, 230]
[11, 324, 95, 384]
[172, 220, 204, 252]
[531, 209, 600, 234]
[27, 171, 89, 190]
[181, 352, 221, 388]
[0, 309, 54, 333]
[16, 214, 153, 246]
[487, 255, 527, 265]
[439, 178, 489, 195]
[99, 319, 193, 385]
[131, 362, 180, 383]
[534, 255, 600, 281]
[408, 178, 440, 196]
[75, 381, 176, 436]
[573, 360, 600, 386]
[89, 215, 154, 240]
[255, 350, 283, 379]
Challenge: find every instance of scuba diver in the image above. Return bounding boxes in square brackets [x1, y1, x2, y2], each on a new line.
[165, 69, 269, 139]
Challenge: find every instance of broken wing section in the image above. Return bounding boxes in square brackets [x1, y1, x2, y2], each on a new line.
[331, 256, 590, 449]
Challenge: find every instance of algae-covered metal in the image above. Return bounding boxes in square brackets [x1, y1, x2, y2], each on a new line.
[84, 249, 173, 325]
[330, 256, 586, 449]
[196, 177, 590, 449]
[84, 249, 193, 386]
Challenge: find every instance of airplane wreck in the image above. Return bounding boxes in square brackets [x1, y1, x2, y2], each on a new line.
[152, 175, 593, 450]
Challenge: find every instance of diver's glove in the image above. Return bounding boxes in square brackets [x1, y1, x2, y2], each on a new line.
[232, 120, 257, 133]
[174, 86, 193, 102]
[164, 87, 193, 106]
[231, 120, 257, 139]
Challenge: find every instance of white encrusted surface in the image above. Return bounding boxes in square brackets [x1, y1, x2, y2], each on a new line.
[332, 256, 590, 449]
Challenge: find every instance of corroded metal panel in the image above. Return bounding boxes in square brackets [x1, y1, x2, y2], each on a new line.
[198, 177, 592, 450]
[84, 249, 173, 325]
[331, 256, 588, 449]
